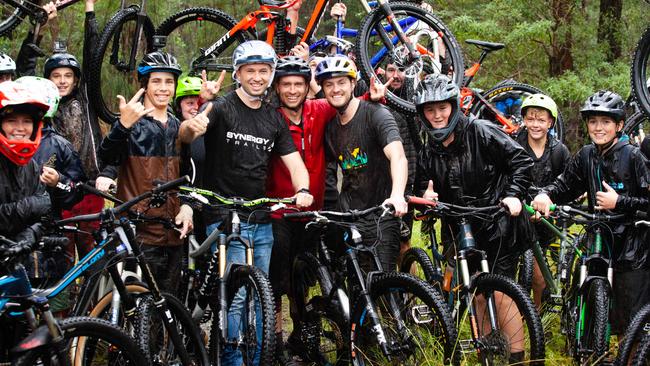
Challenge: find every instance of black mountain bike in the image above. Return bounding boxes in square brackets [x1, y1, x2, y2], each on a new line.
[284, 204, 458, 365]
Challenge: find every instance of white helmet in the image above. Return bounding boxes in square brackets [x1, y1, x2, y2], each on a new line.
[232, 40, 277, 91]
[0, 52, 16, 75]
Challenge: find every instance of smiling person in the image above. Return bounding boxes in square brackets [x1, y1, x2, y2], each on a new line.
[98, 51, 198, 295]
[514, 94, 570, 309]
[532, 90, 650, 339]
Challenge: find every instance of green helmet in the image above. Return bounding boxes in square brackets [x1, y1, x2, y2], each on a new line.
[175, 76, 202, 105]
[521, 93, 558, 122]
[15, 76, 60, 118]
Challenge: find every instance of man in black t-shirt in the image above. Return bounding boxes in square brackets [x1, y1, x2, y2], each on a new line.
[315, 55, 408, 272]
[179, 40, 313, 366]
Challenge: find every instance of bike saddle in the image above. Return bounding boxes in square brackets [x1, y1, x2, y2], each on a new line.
[258, 0, 290, 8]
[465, 39, 505, 52]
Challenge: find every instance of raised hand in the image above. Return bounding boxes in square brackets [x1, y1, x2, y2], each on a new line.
[199, 69, 225, 101]
[117, 89, 154, 129]
[369, 75, 391, 102]
[290, 42, 310, 61]
[330, 2, 347, 21]
[423, 180, 438, 202]
[595, 181, 618, 210]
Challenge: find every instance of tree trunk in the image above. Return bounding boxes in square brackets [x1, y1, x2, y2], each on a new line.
[548, 0, 575, 76]
[597, 0, 622, 62]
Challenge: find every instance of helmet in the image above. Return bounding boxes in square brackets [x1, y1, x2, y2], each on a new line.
[414, 74, 460, 143]
[137, 51, 182, 81]
[314, 56, 357, 84]
[0, 82, 48, 166]
[43, 53, 81, 79]
[0, 52, 15, 75]
[175, 76, 202, 104]
[15, 76, 60, 118]
[521, 93, 558, 122]
[580, 90, 625, 121]
[275, 56, 311, 82]
[232, 40, 278, 70]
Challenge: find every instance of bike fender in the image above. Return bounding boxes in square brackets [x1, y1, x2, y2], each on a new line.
[11, 324, 51, 354]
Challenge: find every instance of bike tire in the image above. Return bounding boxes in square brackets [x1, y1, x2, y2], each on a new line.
[471, 81, 566, 142]
[631, 25, 650, 120]
[13, 316, 147, 365]
[399, 246, 442, 284]
[517, 248, 534, 294]
[469, 272, 545, 365]
[135, 292, 210, 366]
[582, 278, 610, 362]
[624, 110, 649, 140]
[208, 264, 275, 366]
[156, 6, 250, 93]
[355, 1, 465, 115]
[291, 251, 349, 364]
[631, 331, 650, 366]
[87, 5, 155, 124]
[350, 271, 458, 365]
[616, 303, 650, 366]
[0, 1, 25, 37]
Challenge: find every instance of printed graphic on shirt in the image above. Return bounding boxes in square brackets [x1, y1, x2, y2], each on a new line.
[226, 131, 275, 152]
[607, 181, 624, 191]
[339, 147, 368, 171]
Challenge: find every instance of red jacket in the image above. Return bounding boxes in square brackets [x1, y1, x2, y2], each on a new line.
[266, 99, 336, 211]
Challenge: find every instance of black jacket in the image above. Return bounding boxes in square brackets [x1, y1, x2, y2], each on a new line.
[515, 128, 571, 196]
[415, 116, 535, 252]
[0, 156, 51, 238]
[33, 125, 87, 212]
[540, 136, 650, 271]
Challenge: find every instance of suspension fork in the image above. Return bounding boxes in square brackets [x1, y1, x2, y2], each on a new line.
[374, 0, 419, 61]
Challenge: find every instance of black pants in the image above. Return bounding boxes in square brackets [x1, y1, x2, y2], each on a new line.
[140, 244, 183, 294]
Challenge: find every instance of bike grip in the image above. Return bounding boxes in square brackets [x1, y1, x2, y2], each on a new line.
[524, 203, 556, 214]
[41, 236, 71, 249]
[152, 175, 191, 193]
[406, 195, 437, 207]
[636, 210, 648, 220]
[283, 211, 315, 219]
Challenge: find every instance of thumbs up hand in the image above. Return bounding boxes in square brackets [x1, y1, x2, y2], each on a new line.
[423, 180, 438, 202]
[595, 181, 619, 211]
[181, 102, 213, 139]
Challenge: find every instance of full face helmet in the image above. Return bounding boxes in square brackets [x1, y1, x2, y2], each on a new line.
[15, 76, 60, 119]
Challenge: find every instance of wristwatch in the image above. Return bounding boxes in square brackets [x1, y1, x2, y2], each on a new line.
[297, 188, 311, 195]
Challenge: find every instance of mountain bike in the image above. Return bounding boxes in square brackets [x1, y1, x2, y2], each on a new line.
[86, 0, 155, 124]
[179, 186, 293, 366]
[0, 0, 83, 37]
[403, 196, 545, 365]
[632, 23, 650, 121]
[53, 176, 210, 366]
[283, 204, 458, 365]
[0, 228, 147, 365]
[458, 39, 565, 141]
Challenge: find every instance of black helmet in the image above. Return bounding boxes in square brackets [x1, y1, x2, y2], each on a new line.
[414, 74, 461, 143]
[275, 56, 311, 82]
[43, 53, 81, 79]
[137, 51, 182, 81]
[580, 90, 625, 121]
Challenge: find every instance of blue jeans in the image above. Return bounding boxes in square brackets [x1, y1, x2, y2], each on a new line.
[206, 222, 274, 366]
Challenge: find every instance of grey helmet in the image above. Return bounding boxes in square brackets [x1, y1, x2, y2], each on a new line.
[232, 40, 277, 87]
[275, 56, 311, 82]
[137, 51, 182, 81]
[0, 52, 15, 76]
[414, 74, 461, 143]
[580, 90, 625, 121]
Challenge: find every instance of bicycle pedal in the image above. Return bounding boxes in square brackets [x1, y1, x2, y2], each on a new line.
[459, 339, 474, 353]
[410, 304, 433, 324]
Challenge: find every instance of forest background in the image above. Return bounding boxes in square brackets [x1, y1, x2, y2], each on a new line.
[0, 0, 645, 152]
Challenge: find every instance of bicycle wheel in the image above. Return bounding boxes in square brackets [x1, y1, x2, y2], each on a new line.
[0, 0, 24, 37]
[291, 252, 349, 364]
[355, 1, 464, 115]
[624, 110, 649, 142]
[464, 272, 545, 365]
[13, 316, 147, 365]
[399, 246, 442, 285]
[156, 7, 250, 93]
[581, 278, 610, 361]
[87, 5, 154, 124]
[517, 248, 534, 294]
[471, 81, 566, 142]
[631, 26, 650, 120]
[350, 271, 458, 365]
[208, 264, 275, 366]
[616, 303, 650, 366]
[136, 292, 210, 366]
[631, 331, 650, 366]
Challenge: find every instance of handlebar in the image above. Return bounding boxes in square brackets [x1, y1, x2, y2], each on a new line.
[283, 204, 393, 222]
[56, 176, 191, 225]
[406, 195, 504, 218]
[180, 186, 296, 208]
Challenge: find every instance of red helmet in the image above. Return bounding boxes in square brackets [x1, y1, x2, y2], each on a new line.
[0, 81, 48, 166]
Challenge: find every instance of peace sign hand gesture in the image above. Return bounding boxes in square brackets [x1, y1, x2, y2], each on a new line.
[369, 75, 391, 102]
[117, 89, 154, 129]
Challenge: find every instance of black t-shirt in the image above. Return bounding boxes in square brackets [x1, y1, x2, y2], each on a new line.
[325, 101, 402, 211]
[201, 91, 296, 221]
